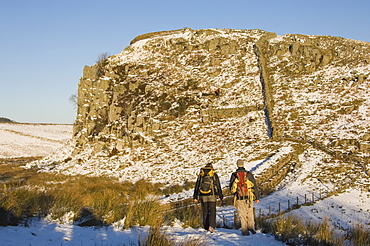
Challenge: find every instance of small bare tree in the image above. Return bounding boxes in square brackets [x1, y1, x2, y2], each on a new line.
[96, 52, 109, 77]
[69, 93, 78, 109]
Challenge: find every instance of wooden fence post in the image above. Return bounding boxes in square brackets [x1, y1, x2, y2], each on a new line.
[251, 192, 323, 219]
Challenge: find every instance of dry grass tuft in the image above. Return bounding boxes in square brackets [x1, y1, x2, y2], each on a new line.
[168, 203, 202, 228]
[137, 227, 208, 246]
[260, 213, 350, 246]
[348, 224, 370, 246]
[0, 158, 183, 228]
[139, 227, 173, 246]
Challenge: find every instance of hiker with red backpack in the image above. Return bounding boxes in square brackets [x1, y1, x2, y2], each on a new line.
[193, 163, 223, 233]
[229, 159, 260, 236]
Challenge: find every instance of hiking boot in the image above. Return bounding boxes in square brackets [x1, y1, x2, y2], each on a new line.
[250, 229, 257, 234]
[242, 230, 250, 236]
[208, 227, 216, 233]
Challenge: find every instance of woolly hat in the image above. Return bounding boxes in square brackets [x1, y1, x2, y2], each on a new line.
[205, 162, 213, 168]
[236, 159, 244, 167]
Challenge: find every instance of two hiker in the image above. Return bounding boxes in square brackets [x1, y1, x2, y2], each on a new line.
[193, 159, 260, 235]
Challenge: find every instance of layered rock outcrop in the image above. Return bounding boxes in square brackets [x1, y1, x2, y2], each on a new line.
[35, 28, 369, 193]
[74, 28, 370, 163]
[74, 28, 269, 154]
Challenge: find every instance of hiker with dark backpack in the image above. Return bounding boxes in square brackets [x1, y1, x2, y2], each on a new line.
[229, 159, 260, 236]
[193, 163, 223, 233]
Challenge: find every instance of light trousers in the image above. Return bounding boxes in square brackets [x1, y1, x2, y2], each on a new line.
[235, 199, 255, 231]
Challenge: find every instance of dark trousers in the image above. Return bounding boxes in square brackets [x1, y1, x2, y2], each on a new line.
[201, 201, 216, 230]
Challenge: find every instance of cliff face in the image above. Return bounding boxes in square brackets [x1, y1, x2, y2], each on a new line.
[75, 28, 369, 155]
[74, 28, 268, 152]
[38, 28, 370, 194]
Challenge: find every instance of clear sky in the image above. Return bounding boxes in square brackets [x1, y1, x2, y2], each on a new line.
[1, 0, 369, 124]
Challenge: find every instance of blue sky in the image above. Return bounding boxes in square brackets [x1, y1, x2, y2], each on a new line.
[1, 0, 369, 124]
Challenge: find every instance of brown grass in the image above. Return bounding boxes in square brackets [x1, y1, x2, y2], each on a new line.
[259, 213, 350, 246]
[2, 158, 367, 246]
[0, 158, 192, 228]
[137, 227, 208, 246]
[139, 227, 173, 246]
[348, 224, 370, 246]
[168, 203, 202, 228]
[1, 175, 170, 226]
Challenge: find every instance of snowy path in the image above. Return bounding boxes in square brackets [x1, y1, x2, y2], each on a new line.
[0, 220, 285, 246]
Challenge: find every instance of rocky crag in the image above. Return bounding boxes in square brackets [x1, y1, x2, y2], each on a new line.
[35, 28, 369, 196]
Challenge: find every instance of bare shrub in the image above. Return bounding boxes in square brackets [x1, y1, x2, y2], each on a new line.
[96, 52, 109, 77]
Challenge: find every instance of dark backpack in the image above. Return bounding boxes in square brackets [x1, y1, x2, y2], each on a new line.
[199, 168, 215, 195]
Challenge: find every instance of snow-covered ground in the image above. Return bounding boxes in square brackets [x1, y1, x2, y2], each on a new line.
[0, 218, 285, 246]
[0, 123, 73, 158]
[1, 123, 369, 245]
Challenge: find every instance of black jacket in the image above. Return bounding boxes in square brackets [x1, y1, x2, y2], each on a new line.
[193, 167, 223, 200]
[229, 167, 260, 200]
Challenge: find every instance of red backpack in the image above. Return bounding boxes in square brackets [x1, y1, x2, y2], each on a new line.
[235, 171, 249, 197]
